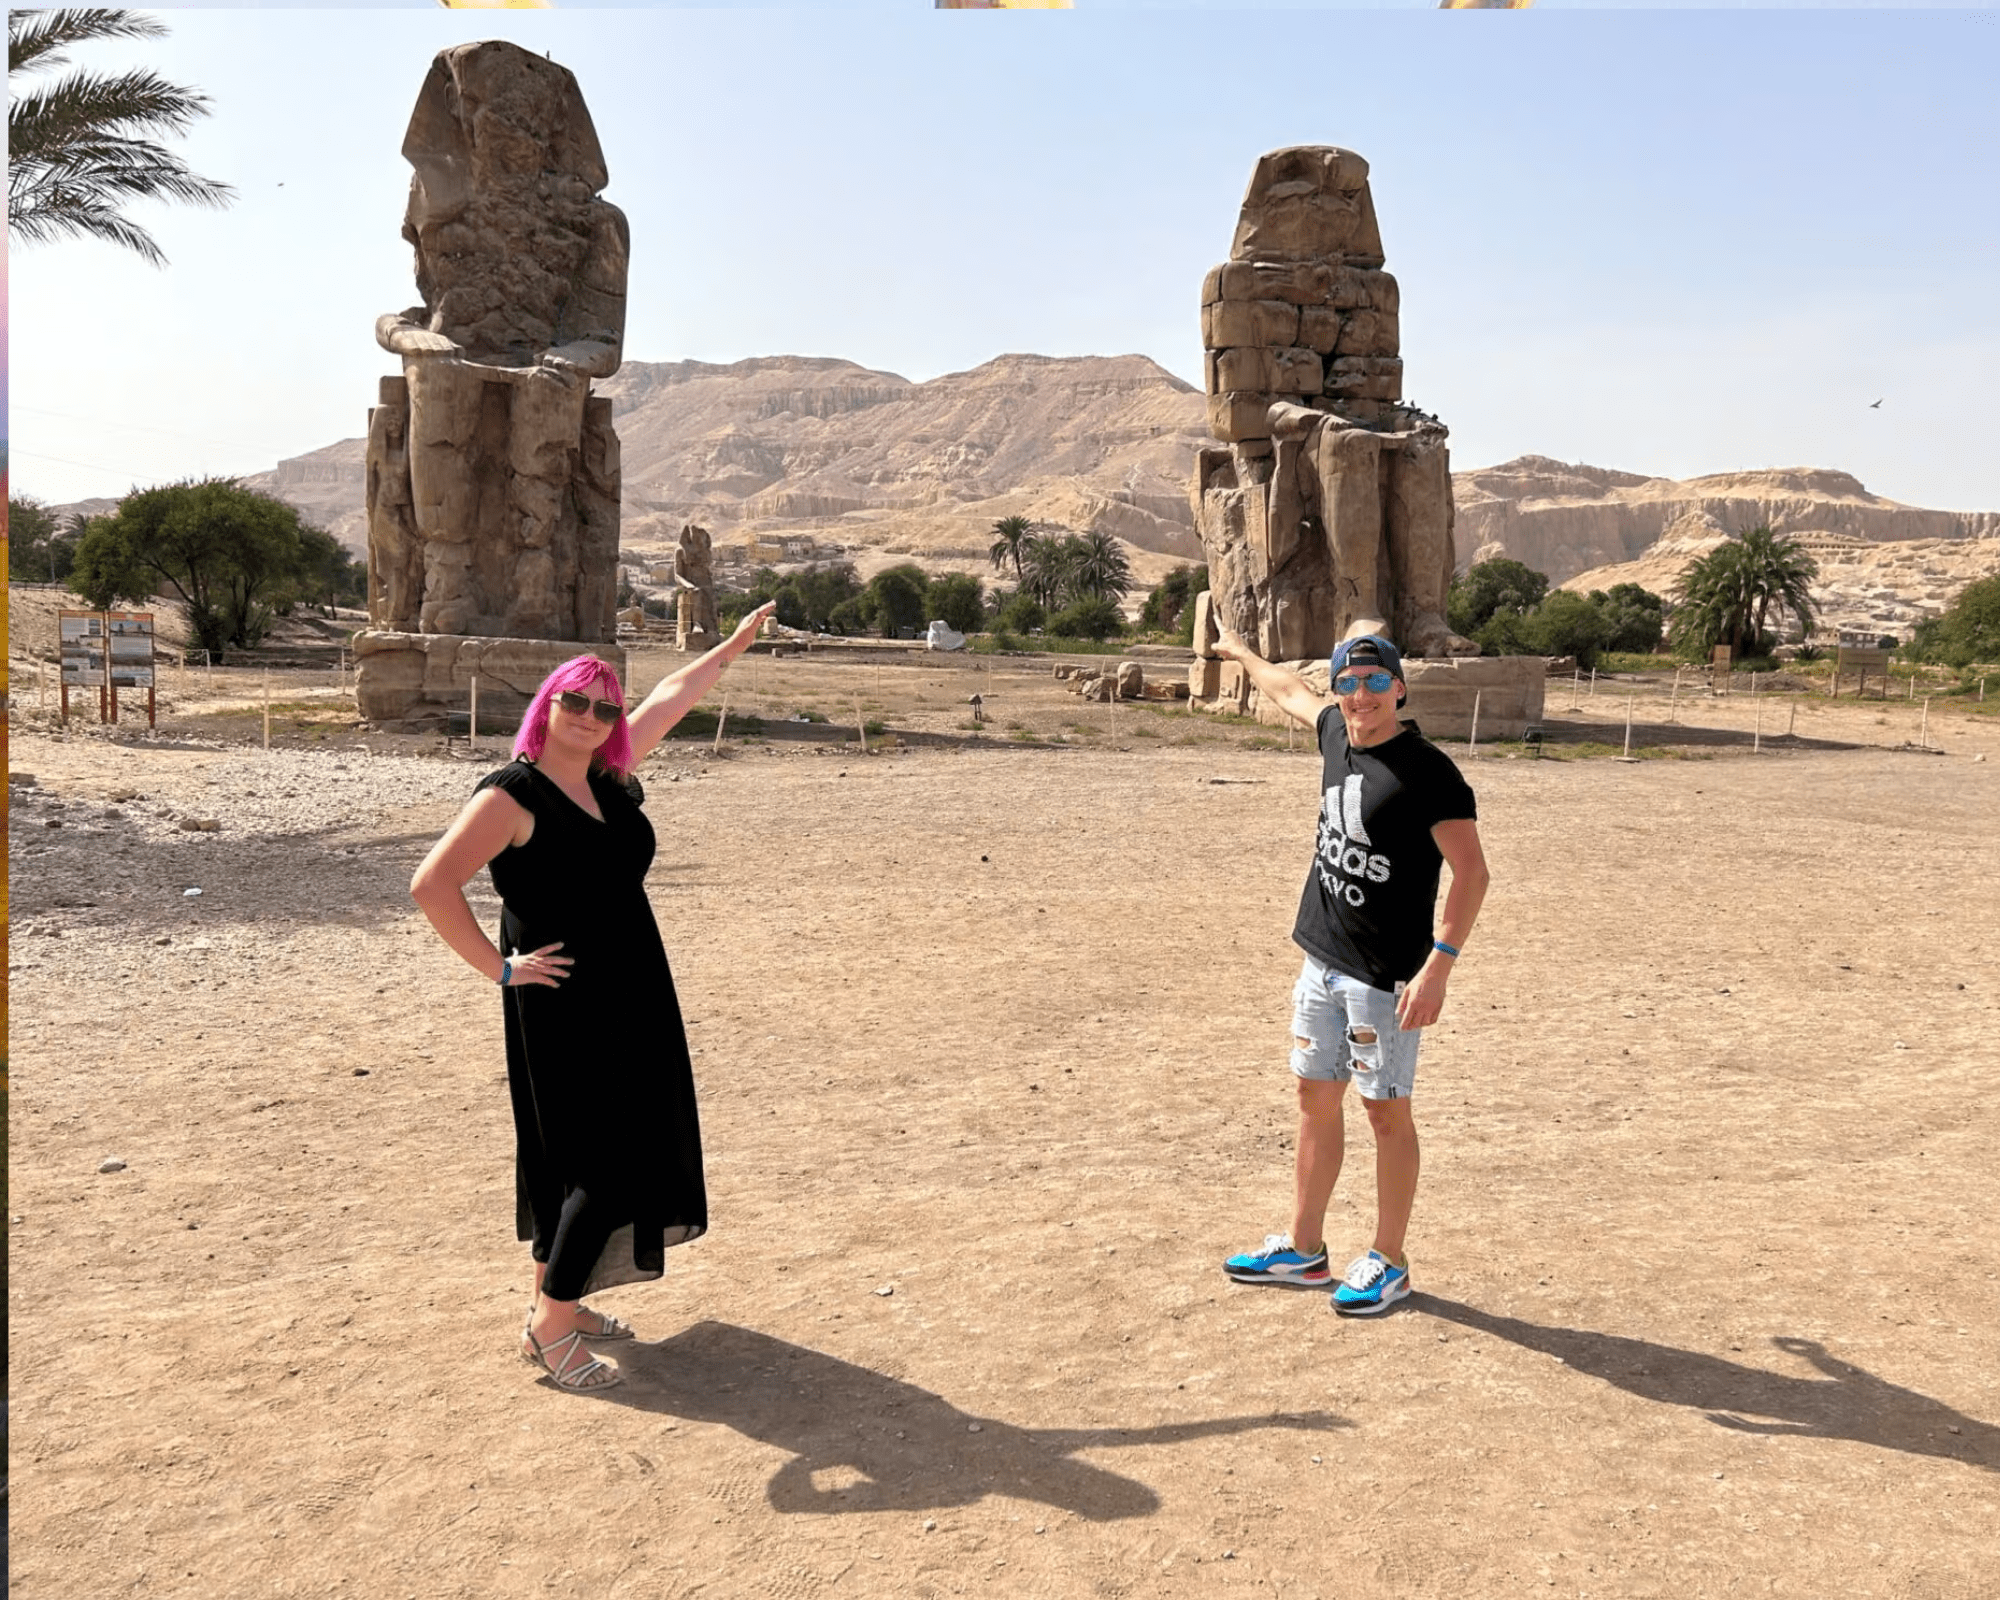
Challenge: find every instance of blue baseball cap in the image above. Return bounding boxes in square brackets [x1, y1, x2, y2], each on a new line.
[1330, 633, 1406, 682]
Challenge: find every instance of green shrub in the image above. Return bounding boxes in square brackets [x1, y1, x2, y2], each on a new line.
[1906, 576, 2000, 669]
[1533, 590, 1612, 671]
[993, 591, 1046, 635]
[1140, 564, 1208, 633]
[1047, 596, 1125, 640]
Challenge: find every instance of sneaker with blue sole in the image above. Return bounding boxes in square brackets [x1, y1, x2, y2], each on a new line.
[1223, 1233, 1331, 1286]
[1331, 1250, 1411, 1315]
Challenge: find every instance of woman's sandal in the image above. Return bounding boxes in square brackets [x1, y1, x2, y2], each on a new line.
[522, 1302, 634, 1341]
[521, 1325, 622, 1392]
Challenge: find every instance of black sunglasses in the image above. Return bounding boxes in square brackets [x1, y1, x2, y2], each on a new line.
[555, 689, 622, 726]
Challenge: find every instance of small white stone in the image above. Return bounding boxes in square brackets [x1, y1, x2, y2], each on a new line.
[967, 1422, 982, 1433]
[98, 1157, 127, 1174]
[874, 1285, 894, 1297]
[922, 1519, 936, 1532]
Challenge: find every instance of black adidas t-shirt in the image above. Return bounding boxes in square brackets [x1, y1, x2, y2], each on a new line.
[1292, 707, 1478, 991]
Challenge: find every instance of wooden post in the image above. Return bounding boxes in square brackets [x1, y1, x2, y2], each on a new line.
[263, 669, 271, 751]
[1753, 699, 1762, 755]
[1468, 690, 1482, 756]
[713, 690, 730, 755]
[1787, 699, 1797, 738]
[854, 695, 869, 754]
[1669, 665, 1681, 723]
[469, 674, 479, 751]
[1623, 693, 1635, 758]
[1919, 698, 1930, 748]
[1588, 668, 1597, 697]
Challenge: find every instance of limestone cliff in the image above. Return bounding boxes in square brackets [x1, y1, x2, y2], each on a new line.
[1457, 456, 2000, 584]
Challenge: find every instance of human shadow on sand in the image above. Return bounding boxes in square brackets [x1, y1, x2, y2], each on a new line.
[1419, 1297, 1996, 1470]
[599, 1320, 1347, 1518]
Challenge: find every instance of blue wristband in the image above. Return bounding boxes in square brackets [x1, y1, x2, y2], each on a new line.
[497, 958, 513, 986]
[1433, 940, 1460, 959]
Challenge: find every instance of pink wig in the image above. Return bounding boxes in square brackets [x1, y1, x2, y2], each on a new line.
[513, 655, 634, 778]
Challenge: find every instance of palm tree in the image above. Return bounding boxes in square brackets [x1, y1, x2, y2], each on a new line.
[1016, 533, 1077, 610]
[988, 515, 1034, 583]
[9, 9, 235, 266]
[1069, 529, 1133, 604]
[1670, 527, 1818, 659]
[1737, 525, 1819, 648]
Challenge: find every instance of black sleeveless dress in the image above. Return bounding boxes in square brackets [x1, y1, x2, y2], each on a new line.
[474, 759, 707, 1295]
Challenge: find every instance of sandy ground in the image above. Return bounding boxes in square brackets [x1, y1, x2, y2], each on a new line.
[7, 642, 2000, 1600]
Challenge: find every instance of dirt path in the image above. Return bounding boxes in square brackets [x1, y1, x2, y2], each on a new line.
[7, 667, 1999, 1599]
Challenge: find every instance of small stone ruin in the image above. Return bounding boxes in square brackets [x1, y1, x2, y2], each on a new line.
[355, 40, 629, 723]
[1188, 147, 1542, 738]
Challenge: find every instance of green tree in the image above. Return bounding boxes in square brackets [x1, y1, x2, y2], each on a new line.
[926, 572, 986, 635]
[866, 563, 929, 638]
[70, 478, 333, 660]
[8, 9, 235, 266]
[1448, 558, 1549, 638]
[988, 515, 1034, 584]
[8, 494, 81, 582]
[1530, 590, 1611, 671]
[1669, 528, 1818, 661]
[1591, 582, 1666, 654]
[1906, 576, 2000, 669]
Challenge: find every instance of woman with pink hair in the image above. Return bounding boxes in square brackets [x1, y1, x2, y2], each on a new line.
[412, 603, 774, 1390]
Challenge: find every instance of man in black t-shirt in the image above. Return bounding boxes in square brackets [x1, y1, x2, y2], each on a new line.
[1215, 630, 1489, 1314]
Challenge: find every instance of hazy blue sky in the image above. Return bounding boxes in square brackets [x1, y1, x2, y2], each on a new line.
[9, 6, 1998, 512]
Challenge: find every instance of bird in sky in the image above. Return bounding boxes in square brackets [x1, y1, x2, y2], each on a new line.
[1869, 399, 1883, 408]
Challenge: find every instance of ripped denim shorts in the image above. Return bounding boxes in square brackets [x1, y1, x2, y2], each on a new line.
[1289, 954, 1420, 1100]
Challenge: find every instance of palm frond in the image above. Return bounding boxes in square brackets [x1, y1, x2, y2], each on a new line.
[9, 9, 166, 75]
[7, 13, 233, 265]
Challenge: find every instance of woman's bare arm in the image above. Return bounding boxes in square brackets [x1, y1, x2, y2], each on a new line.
[624, 602, 775, 765]
[410, 789, 570, 988]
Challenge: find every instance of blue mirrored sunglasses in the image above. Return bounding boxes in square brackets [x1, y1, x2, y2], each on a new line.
[1333, 669, 1396, 696]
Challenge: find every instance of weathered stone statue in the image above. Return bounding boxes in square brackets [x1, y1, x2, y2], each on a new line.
[671, 522, 719, 652]
[357, 40, 627, 721]
[1189, 147, 1541, 737]
[1192, 147, 1474, 665]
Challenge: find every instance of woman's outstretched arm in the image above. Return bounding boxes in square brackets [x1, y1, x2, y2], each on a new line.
[624, 602, 776, 765]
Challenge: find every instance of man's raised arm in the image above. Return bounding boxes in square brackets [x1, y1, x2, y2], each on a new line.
[1213, 624, 1327, 729]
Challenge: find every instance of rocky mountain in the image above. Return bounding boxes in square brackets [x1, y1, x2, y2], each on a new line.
[129, 366, 1993, 635]
[235, 353, 1211, 583]
[1456, 456, 2000, 585]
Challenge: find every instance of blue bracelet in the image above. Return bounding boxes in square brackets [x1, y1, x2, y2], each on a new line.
[497, 958, 513, 986]
[1433, 940, 1460, 959]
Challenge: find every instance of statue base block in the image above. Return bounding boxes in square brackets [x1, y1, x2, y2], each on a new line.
[1192, 653, 1546, 741]
[354, 631, 627, 725]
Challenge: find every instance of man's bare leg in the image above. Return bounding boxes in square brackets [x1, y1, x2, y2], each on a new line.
[1290, 1075, 1349, 1254]
[1361, 1095, 1420, 1263]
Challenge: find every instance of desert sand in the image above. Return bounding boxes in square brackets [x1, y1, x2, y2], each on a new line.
[7, 647, 1998, 1599]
